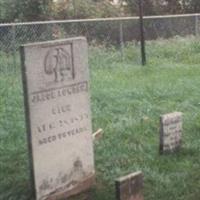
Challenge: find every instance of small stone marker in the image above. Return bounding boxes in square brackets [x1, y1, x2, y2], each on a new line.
[160, 112, 183, 154]
[20, 37, 95, 200]
[116, 171, 144, 200]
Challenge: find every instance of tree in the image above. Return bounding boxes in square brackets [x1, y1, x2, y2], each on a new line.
[52, 0, 120, 19]
[161, 0, 182, 14]
[0, 0, 53, 22]
[181, 0, 200, 13]
[124, 0, 157, 15]
[2, 0, 200, 23]
[124, 0, 184, 16]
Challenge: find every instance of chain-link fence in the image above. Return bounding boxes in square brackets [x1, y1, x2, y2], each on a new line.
[0, 14, 200, 72]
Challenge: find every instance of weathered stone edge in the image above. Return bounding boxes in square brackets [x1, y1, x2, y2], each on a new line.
[46, 173, 95, 200]
[21, 37, 86, 48]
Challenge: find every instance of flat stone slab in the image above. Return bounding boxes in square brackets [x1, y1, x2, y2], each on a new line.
[20, 37, 95, 200]
[160, 112, 183, 154]
[115, 171, 144, 200]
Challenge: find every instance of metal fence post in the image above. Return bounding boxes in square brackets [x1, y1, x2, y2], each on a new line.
[138, 0, 146, 66]
[119, 20, 124, 61]
[12, 25, 17, 72]
[195, 14, 199, 37]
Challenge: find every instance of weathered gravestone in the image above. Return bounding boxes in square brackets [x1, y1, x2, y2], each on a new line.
[20, 37, 95, 200]
[160, 112, 183, 154]
[115, 171, 144, 200]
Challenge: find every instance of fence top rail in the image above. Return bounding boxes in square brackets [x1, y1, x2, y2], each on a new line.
[0, 13, 200, 27]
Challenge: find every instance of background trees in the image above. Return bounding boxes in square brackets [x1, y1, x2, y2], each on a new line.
[0, 0, 52, 22]
[1, 0, 200, 22]
[51, 0, 120, 19]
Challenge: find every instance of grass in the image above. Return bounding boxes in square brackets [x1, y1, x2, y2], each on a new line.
[0, 36, 200, 200]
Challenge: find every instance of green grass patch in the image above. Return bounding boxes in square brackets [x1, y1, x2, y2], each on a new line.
[0, 36, 200, 200]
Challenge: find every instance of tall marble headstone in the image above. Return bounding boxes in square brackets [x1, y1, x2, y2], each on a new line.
[160, 112, 183, 154]
[20, 37, 95, 200]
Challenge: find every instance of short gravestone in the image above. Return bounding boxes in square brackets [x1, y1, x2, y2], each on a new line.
[160, 112, 183, 154]
[115, 172, 144, 200]
[20, 37, 95, 200]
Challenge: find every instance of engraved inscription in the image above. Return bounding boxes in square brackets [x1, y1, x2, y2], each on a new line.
[52, 104, 71, 115]
[160, 112, 182, 154]
[31, 81, 88, 104]
[38, 127, 88, 146]
[36, 113, 89, 134]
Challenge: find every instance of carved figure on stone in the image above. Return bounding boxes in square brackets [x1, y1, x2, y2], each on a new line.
[44, 47, 74, 82]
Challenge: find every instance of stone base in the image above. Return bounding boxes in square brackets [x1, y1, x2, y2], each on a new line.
[160, 144, 181, 155]
[45, 174, 95, 200]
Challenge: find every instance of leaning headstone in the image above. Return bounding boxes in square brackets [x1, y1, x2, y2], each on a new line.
[20, 37, 95, 200]
[115, 171, 144, 200]
[160, 112, 183, 154]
